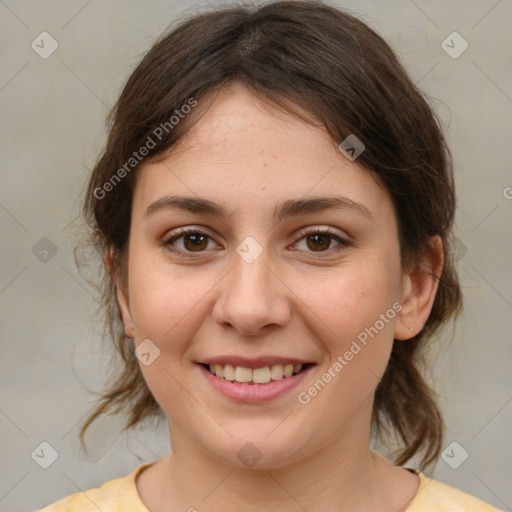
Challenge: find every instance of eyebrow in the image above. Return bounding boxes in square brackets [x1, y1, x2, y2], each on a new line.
[145, 195, 373, 222]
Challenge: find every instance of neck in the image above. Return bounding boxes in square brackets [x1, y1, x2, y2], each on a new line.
[157, 405, 412, 512]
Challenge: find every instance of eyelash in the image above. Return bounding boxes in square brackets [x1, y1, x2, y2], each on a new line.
[163, 227, 351, 258]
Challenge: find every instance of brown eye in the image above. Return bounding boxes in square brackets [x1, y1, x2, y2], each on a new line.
[182, 233, 208, 252]
[305, 233, 332, 251]
[164, 229, 216, 255]
[294, 228, 350, 254]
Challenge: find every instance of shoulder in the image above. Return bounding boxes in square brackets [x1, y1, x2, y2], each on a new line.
[407, 470, 503, 512]
[37, 463, 152, 512]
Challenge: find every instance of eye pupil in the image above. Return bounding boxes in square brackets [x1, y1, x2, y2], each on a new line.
[184, 233, 208, 251]
[307, 234, 331, 251]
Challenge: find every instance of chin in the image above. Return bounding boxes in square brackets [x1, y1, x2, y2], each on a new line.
[199, 423, 310, 470]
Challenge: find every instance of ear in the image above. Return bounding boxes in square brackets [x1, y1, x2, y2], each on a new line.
[394, 235, 444, 340]
[104, 247, 135, 338]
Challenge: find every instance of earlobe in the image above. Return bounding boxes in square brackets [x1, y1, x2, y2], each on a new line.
[103, 247, 135, 338]
[394, 235, 444, 340]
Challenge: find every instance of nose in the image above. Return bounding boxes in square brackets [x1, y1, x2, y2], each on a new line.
[212, 246, 291, 336]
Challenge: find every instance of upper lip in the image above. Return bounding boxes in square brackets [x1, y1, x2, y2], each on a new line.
[198, 356, 314, 369]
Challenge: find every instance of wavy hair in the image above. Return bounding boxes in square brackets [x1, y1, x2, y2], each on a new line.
[78, 0, 462, 469]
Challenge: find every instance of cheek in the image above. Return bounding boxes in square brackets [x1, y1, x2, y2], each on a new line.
[128, 256, 218, 342]
[291, 267, 399, 423]
[126, 260, 219, 418]
[296, 262, 399, 342]
[290, 259, 400, 400]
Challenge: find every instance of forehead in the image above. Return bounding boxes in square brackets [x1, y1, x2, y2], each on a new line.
[133, 84, 391, 223]
[167, 83, 337, 165]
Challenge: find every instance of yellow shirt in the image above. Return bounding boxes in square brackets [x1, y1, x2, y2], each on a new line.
[38, 464, 501, 511]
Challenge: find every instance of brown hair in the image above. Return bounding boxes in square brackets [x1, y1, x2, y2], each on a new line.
[79, 0, 462, 469]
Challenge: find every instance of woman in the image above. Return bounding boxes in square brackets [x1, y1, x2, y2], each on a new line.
[39, 1, 500, 510]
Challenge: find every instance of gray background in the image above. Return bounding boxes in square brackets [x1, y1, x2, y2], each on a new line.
[0, 0, 511, 510]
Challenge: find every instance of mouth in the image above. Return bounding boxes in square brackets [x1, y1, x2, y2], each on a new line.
[199, 362, 315, 385]
[196, 360, 316, 403]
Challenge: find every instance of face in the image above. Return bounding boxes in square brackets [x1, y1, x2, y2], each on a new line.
[115, 84, 432, 468]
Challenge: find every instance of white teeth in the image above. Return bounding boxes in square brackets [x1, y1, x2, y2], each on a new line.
[207, 363, 304, 383]
[252, 366, 271, 384]
[214, 364, 224, 378]
[283, 364, 294, 377]
[270, 364, 284, 380]
[223, 364, 236, 381]
[235, 366, 252, 383]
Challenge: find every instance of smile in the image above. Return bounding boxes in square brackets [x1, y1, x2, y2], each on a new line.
[203, 363, 309, 384]
[197, 362, 315, 403]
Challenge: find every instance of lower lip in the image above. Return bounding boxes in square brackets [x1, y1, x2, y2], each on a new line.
[197, 364, 314, 403]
